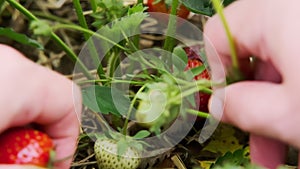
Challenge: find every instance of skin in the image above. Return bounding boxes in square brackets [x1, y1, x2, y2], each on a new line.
[204, 0, 300, 168]
[0, 44, 82, 169]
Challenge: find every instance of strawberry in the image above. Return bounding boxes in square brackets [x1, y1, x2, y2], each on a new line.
[147, 0, 190, 19]
[184, 46, 211, 113]
[0, 127, 54, 167]
[94, 136, 141, 169]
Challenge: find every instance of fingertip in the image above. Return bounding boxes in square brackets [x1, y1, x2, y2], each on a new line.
[208, 88, 226, 122]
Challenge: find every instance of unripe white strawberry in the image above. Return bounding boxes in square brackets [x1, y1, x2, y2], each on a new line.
[94, 137, 141, 169]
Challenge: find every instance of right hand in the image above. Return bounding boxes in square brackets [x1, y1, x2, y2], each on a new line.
[204, 0, 300, 168]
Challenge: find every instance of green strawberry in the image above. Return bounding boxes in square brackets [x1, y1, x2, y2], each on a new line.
[94, 137, 141, 169]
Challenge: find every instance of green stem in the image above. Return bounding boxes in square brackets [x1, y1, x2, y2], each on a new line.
[211, 0, 238, 69]
[211, 0, 245, 83]
[72, 0, 105, 79]
[77, 79, 145, 86]
[72, 0, 91, 44]
[6, 0, 94, 80]
[169, 85, 211, 104]
[31, 11, 73, 24]
[122, 84, 147, 136]
[6, 0, 37, 20]
[186, 109, 211, 119]
[90, 0, 98, 13]
[163, 0, 179, 64]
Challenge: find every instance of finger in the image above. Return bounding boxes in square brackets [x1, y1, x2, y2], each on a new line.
[250, 134, 287, 169]
[0, 44, 82, 168]
[204, 0, 300, 83]
[0, 165, 45, 169]
[213, 81, 291, 139]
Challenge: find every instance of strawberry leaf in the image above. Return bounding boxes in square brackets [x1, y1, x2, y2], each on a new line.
[189, 64, 206, 79]
[97, 12, 148, 53]
[181, 0, 236, 16]
[173, 46, 188, 72]
[0, 27, 44, 49]
[212, 148, 250, 168]
[133, 130, 151, 139]
[82, 85, 131, 116]
[128, 3, 147, 15]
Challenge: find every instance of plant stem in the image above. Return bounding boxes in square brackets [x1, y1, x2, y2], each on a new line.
[78, 79, 145, 86]
[90, 0, 98, 12]
[6, 0, 37, 20]
[211, 0, 245, 83]
[122, 84, 147, 136]
[211, 0, 238, 69]
[31, 11, 73, 24]
[6, 0, 94, 80]
[163, 0, 179, 65]
[186, 109, 210, 119]
[72, 0, 105, 80]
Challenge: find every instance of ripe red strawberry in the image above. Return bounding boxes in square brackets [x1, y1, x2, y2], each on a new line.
[184, 46, 211, 113]
[0, 127, 54, 167]
[147, 0, 190, 19]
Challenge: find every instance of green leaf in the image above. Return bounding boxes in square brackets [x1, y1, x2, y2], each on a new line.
[173, 46, 188, 64]
[97, 12, 148, 54]
[190, 64, 206, 77]
[213, 149, 250, 168]
[181, 0, 236, 16]
[172, 46, 188, 72]
[133, 130, 151, 139]
[182, 0, 214, 16]
[202, 124, 243, 154]
[128, 3, 147, 15]
[91, 0, 128, 28]
[0, 27, 44, 49]
[82, 85, 131, 116]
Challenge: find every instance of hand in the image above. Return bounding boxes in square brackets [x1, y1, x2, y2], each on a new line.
[0, 44, 82, 169]
[204, 0, 300, 168]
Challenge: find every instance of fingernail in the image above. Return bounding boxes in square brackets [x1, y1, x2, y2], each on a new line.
[209, 89, 224, 120]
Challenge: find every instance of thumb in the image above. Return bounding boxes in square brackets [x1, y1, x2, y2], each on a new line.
[0, 165, 46, 169]
[209, 81, 288, 139]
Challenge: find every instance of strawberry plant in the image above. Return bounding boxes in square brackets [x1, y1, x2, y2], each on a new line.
[0, 127, 54, 167]
[2, 0, 293, 169]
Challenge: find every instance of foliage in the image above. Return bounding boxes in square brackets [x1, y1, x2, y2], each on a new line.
[2, 0, 294, 168]
[182, 0, 236, 16]
[0, 27, 43, 49]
